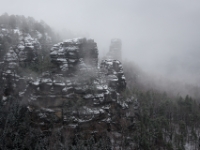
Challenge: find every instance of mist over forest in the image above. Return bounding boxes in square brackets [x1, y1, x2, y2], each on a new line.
[1, 1, 200, 149]
[1, 0, 200, 89]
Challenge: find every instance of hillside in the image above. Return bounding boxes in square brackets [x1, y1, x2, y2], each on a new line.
[0, 14, 200, 150]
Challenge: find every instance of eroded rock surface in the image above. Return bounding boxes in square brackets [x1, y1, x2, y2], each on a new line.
[0, 36, 136, 149]
[17, 33, 40, 65]
[0, 48, 20, 104]
[0, 28, 51, 104]
[50, 38, 98, 76]
[100, 59, 126, 92]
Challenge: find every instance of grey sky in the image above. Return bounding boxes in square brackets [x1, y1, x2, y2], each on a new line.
[1, 0, 200, 84]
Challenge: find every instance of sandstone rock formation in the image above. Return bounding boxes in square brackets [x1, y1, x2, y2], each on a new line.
[0, 36, 134, 148]
[1, 48, 19, 102]
[15, 33, 40, 66]
[107, 38, 122, 61]
[50, 37, 98, 76]
[19, 38, 136, 149]
[100, 59, 126, 92]
[0, 28, 49, 104]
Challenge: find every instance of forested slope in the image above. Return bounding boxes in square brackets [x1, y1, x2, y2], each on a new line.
[0, 14, 200, 150]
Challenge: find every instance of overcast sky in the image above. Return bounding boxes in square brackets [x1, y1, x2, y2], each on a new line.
[1, 0, 200, 83]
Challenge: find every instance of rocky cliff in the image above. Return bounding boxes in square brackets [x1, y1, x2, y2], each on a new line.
[50, 37, 98, 76]
[0, 26, 53, 104]
[0, 34, 139, 148]
[0, 15, 137, 148]
[26, 37, 128, 125]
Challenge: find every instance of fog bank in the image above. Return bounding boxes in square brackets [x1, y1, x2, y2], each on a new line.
[1, 0, 200, 86]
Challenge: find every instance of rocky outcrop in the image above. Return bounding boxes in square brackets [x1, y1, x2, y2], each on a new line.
[0, 27, 52, 67]
[15, 33, 40, 66]
[1, 48, 19, 94]
[0, 36, 132, 148]
[50, 38, 98, 76]
[25, 69, 133, 148]
[107, 39, 122, 61]
[0, 47, 26, 104]
[26, 69, 110, 125]
[1, 32, 40, 67]
[100, 59, 126, 92]
[0, 28, 49, 104]
[20, 37, 133, 148]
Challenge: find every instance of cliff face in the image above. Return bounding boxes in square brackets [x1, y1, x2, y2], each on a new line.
[0, 15, 139, 149]
[26, 37, 137, 147]
[0, 26, 53, 103]
[0, 48, 20, 102]
[100, 59, 126, 92]
[0, 34, 137, 148]
[26, 37, 128, 124]
[17, 32, 40, 65]
[50, 38, 98, 76]
[23, 38, 137, 149]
